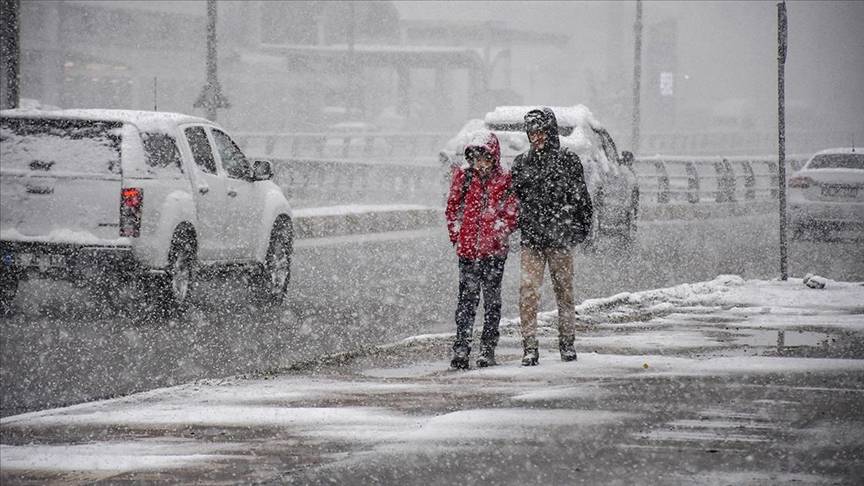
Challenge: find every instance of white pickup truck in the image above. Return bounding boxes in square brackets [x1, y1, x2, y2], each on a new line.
[0, 109, 293, 314]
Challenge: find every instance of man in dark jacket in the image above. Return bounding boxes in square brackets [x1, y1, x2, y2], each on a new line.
[511, 108, 593, 366]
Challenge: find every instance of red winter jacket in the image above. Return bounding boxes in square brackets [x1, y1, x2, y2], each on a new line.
[445, 131, 519, 260]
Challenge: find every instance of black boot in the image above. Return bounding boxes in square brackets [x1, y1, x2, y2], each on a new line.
[521, 337, 539, 366]
[476, 343, 497, 368]
[559, 335, 577, 362]
[450, 345, 470, 370]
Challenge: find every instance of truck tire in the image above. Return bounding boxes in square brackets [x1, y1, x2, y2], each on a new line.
[253, 222, 292, 307]
[148, 230, 196, 315]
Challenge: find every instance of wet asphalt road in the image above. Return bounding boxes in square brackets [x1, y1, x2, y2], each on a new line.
[1, 213, 863, 417]
[2, 307, 863, 485]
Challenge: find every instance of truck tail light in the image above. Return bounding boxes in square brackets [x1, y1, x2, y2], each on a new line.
[120, 187, 142, 237]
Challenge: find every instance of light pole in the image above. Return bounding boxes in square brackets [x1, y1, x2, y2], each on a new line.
[194, 0, 230, 121]
[631, 0, 643, 155]
[0, 0, 20, 109]
[777, 1, 788, 280]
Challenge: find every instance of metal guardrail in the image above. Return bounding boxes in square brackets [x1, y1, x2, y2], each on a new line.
[632, 154, 810, 206]
[235, 129, 857, 161]
[235, 131, 450, 165]
[260, 152, 809, 215]
[268, 157, 443, 209]
[233, 131, 824, 235]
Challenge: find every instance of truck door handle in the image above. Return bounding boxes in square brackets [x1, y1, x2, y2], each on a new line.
[227, 190, 237, 197]
[198, 185, 209, 195]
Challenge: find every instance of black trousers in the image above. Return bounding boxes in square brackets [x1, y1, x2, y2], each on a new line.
[454, 255, 507, 353]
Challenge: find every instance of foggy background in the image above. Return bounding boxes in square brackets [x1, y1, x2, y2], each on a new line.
[8, 0, 863, 154]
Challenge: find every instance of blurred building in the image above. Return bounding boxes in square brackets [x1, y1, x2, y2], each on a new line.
[13, 0, 567, 134]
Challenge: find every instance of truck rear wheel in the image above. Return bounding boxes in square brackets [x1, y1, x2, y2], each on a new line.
[253, 222, 292, 307]
[148, 231, 196, 314]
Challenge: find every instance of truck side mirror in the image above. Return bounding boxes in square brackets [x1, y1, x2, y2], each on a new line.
[620, 151, 635, 167]
[252, 159, 274, 181]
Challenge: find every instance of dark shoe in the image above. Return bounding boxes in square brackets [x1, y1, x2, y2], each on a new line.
[559, 335, 577, 362]
[476, 344, 497, 368]
[521, 337, 539, 366]
[450, 346, 470, 370]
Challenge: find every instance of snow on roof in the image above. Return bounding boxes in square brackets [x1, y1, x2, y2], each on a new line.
[0, 109, 212, 133]
[812, 147, 860, 155]
[445, 110, 598, 162]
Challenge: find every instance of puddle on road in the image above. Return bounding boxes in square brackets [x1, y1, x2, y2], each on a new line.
[734, 329, 834, 348]
[732, 328, 864, 359]
[685, 325, 864, 359]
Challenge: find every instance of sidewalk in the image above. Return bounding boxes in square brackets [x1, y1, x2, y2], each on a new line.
[2, 276, 863, 484]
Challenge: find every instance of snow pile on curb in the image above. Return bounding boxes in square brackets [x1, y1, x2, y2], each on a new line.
[500, 274, 746, 331]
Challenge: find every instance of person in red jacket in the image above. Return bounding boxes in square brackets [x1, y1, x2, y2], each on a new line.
[445, 131, 518, 369]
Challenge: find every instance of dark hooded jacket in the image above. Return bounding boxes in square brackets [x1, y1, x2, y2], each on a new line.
[445, 131, 519, 260]
[511, 107, 593, 249]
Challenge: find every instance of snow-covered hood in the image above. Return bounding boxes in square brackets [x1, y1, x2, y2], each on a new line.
[462, 130, 501, 169]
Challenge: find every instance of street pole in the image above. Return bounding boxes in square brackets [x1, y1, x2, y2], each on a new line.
[0, 0, 20, 109]
[777, 1, 788, 280]
[194, 0, 229, 121]
[631, 0, 643, 155]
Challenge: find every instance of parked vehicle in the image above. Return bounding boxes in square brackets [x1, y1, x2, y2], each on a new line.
[788, 147, 864, 240]
[439, 105, 639, 243]
[0, 109, 293, 314]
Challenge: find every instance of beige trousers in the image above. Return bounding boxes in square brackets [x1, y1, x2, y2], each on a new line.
[519, 246, 576, 339]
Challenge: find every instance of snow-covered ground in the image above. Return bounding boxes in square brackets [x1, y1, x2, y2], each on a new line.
[2, 275, 863, 484]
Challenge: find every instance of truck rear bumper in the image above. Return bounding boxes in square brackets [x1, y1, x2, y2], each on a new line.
[0, 241, 152, 280]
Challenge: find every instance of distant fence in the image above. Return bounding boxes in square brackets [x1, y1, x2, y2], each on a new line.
[632, 154, 810, 206]
[235, 129, 858, 162]
[269, 158, 442, 209]
[261, 153, 808, 217]
[233, 130, 828, 235]
[235, 131, 449, 165]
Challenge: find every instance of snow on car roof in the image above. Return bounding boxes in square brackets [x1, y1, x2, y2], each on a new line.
[483, 105, 601, 129]
[0, 109, 212, 133]
[811, 147, 859, 156]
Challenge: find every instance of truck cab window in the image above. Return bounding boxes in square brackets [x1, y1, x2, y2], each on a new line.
[142, 132, 183, 171]
[211, 128, 250, 180]
[184, 126, 217, 174]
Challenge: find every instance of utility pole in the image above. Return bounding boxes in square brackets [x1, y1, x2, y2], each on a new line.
[777, 1, 788, 280]
[631, 0, 643, 154]
[194, 0, 229, 121]
[0, 0, 20, 109]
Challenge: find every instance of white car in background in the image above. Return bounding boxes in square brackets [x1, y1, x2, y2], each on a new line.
[0, 109, 293, 314]
[788, 147, 864, 240]
[439, 105, 640, 243]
